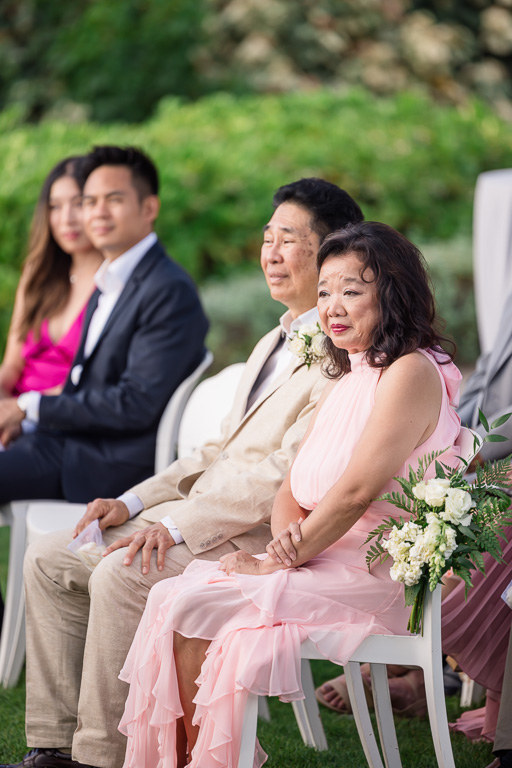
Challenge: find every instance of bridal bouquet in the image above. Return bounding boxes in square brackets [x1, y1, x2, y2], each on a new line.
[365, 420, 512, 634]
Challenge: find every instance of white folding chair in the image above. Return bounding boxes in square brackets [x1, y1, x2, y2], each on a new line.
[154, 350, 213, 472]
[170, 362, 275, 719]
[239, 428, 482, 768]
[0, 350, 213, 688]
[177, 362, 245, 458]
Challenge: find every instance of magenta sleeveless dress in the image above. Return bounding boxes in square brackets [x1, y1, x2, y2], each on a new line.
[12, 306, 87, 395]
[119, 349, 463, 768]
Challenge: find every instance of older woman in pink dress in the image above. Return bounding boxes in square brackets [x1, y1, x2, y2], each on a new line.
[118, 221, 464, 768]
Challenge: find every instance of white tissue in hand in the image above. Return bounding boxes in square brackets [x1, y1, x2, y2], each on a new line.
[76, 540, 105, 568]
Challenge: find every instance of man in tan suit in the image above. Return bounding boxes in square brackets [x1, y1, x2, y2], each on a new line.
[8, 179, 363, 768]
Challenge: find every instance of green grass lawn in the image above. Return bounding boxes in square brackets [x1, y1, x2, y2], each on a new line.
[0, 527, 495, 767]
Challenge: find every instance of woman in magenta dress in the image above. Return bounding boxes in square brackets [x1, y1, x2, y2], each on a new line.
[0, 155, 103, 443]
[119, 221, 464, 768]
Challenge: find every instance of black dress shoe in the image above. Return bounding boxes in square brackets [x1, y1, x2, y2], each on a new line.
[497, 749, 512, 768]
[0, 749, 97, 768]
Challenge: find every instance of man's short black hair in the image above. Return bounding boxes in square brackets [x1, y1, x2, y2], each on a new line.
[272, 178, 364, 242]
[81, 145, 159, 199]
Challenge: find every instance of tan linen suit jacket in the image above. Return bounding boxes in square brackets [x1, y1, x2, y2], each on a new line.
[129, 325, 327, 556]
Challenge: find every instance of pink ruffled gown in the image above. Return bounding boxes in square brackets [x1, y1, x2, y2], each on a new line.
[119, 349, 463, 768]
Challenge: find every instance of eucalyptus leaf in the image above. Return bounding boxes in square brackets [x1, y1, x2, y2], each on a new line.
[479, 409, 490, 432]
[490, 413, 512, 430]
[457, 525, 476, 540]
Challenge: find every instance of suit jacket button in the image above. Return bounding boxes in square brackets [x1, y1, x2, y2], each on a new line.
[211, 535, 217, 542]
[218, 533, 223, 539]
[200, 543, 205, 549]
[205, 539, 211, 546]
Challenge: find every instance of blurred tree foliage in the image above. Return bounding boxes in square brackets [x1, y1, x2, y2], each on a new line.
[2, 0, 512, 123]
[0, 0, 207, 123]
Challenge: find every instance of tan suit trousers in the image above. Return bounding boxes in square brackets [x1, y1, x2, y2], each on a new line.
[23, 519, 238, 768]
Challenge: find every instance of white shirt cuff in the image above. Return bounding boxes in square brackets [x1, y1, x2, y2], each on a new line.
[18, 391, 41, 423]
[117, 492, 144, 519]
[159, 515, 184, 545]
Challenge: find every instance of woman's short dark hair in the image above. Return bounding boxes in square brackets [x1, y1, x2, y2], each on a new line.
[317, 221, 455, 378]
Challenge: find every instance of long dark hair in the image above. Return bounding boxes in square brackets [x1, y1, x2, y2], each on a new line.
[317, 221, 455, 379]
[18, 156, 88, 341]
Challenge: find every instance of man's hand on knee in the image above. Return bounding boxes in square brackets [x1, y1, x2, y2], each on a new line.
[103, 522, 176, 574]
[73, 498, 130, 537]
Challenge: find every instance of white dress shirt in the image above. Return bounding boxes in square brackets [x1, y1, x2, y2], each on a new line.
[19, 233, 157, 425]
[120, 306, 322, 541]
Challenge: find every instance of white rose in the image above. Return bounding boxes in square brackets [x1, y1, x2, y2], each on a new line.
[412, 481, 427, 501]
[299, 323, 319, 339]
[424, 478, 450, 507]
[288, 336, 307, 356]
[311, 333, 325, 358]
[441, 488, 474, 526]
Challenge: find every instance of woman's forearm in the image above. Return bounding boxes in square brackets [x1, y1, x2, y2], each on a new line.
[270, 479, 306, 537]
[275, 482, 370, 570]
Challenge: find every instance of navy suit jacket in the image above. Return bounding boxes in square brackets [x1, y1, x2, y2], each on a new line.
[35, 239, 208, 500]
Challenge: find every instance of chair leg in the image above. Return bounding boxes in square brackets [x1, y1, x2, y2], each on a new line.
[345, 661, 385, 768]
[460, 675, 484, 708]
[422, 658, 456, 768]
[370, 664, 402, 768]
[257, 696, 271, 722]
[0, 502, 28, 688]
[238, 692, 259, 768]
[290, 659, 328, 750]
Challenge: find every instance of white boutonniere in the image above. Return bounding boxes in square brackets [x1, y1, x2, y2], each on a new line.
[288, 322, 326, 369]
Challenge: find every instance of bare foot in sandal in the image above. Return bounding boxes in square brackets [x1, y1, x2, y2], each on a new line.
[316, 664, 411, 714]
[315, 663, 373, 713]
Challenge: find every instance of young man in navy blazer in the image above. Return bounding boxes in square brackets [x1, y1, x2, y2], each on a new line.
[0, 145, 208, 503]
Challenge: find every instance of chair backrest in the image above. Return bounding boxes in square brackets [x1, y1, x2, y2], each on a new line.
[154, 350, 213, 473]
[177, 362, 245, 459]
[473, 169, 512, 355]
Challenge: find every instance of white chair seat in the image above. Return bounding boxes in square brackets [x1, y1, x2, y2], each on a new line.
[239, 586, 454, 768]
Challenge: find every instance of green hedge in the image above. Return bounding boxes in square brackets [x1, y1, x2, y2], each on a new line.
[2, 88, 512, 278]
[0, 87, 506, 360]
